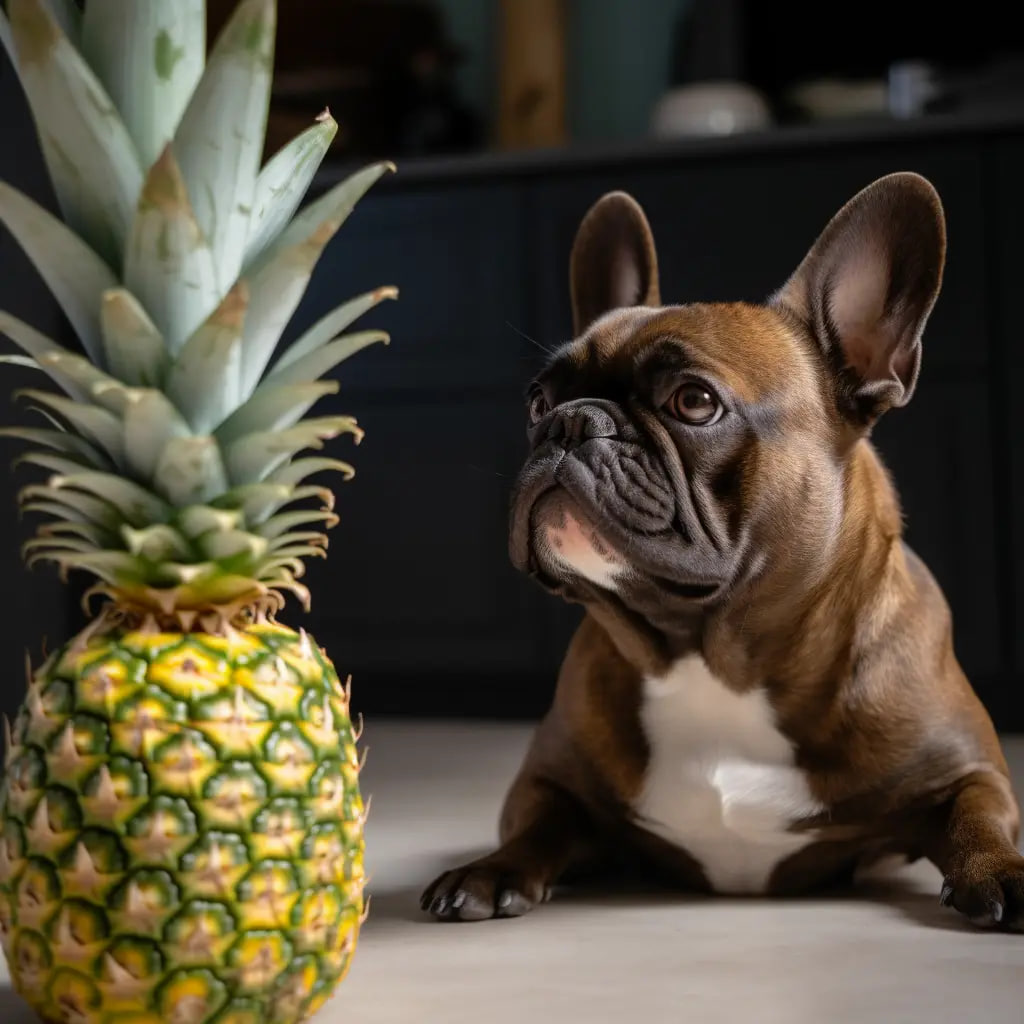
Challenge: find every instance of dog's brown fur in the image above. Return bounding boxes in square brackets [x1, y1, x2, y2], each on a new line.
[422, 174, 1023, 927]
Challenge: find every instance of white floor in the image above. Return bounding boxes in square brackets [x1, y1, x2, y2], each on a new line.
[3, 721, 1023, 1023]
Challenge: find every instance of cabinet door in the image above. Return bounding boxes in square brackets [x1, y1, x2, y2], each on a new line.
[526, 148, 1001, 685]
[301, 391, 539, 659]
[290, 182, 554, 714]
[991, 140, 1024, 693]
[290, 183, 533, 394]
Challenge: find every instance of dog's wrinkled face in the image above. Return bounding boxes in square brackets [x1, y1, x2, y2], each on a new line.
[509, 175, 946, 638]
[509, 303, 833, 625]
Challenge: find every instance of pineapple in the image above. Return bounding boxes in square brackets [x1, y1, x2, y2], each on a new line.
[0, 1, 394, 1021]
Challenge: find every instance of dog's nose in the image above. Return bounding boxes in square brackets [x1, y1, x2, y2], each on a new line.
[547, 404, 617, 448]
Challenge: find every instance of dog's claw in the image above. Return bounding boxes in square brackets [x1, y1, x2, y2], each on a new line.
[422, 862, 548, 921]
[938, 855, 1024, 930]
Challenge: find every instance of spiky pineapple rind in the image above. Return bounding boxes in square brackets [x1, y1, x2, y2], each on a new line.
[0, 618, 366, 1024]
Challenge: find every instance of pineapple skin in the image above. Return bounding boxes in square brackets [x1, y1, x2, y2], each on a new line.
[0, 617, 365, 1024]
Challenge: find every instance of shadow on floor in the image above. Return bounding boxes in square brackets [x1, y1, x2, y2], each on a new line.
[844, 878, 980, 934]
[364, 852, 982, 935]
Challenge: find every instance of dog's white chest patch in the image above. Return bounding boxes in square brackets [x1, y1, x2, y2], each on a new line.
[634, 654, 823, 894]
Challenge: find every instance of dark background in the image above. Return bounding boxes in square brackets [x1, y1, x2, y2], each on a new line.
[1, 1, 1022, 730]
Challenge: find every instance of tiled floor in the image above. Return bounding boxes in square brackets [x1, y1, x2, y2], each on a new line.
[2, 721, 1023, 1023]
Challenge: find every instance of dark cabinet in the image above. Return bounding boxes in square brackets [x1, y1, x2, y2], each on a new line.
[302, 121, 1024, 726]
[292, 185, 534, 394]
[2, 71, 1022, 726]
[289, 183, 558, 714]
[991, 139, 1024, 683]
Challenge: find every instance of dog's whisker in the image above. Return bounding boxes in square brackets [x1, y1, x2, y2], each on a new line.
[506, 321, 554, 355]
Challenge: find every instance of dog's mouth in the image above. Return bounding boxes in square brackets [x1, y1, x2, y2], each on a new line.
[518, 483, 724, 604]
[509, 441, 734, 609]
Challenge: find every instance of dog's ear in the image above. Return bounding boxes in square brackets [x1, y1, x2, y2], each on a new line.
[570, 192, 661, 336]
[772, 172, 946, 425]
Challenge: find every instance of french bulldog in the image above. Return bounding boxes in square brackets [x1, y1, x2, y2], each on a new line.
[422, 172, 1024, 929]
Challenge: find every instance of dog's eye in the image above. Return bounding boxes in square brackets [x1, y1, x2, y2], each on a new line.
[528, 391, 550, 425]
[667, 382, 721, 425]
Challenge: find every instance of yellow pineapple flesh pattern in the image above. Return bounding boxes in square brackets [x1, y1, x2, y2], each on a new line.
[0, 614, 366, 1024]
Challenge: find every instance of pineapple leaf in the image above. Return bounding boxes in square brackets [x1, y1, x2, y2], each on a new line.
[265, 456, 355, 487]
[238, 162, 394, 395]
[100, 289, 169, 388]
[40, 1, 80, 43]
[255, 508, 339, 540]
[16, 446, 107, 476]
[165, 283, 246, 433]
[270, 286, 397, 375]
[271, 483, 335, 511]
[198, 529, 268, 563]
[7, 0, 143, 268]
[176, 505, 242, 539]
[262, 543, 325, 563]
[259, 554, 305, 577]
[48, 470, 170, 527]
[155, 435, 229, 506]
[0, 310, 91, 399]
[0, 426, 110, 467]
[0, 354, 38, 370]
[174, 0, 275, 293]
[0, 183, 117, 364]
[23, 535, 100, 560]
[36, 549, 143, 583]
[258, 566, 310, 607]
[264, 330, 389, 388]
[122, 391, 192, 480]
[16, 450, 99, 477]
[39, 521, 115, 546]
[265, 531, 327, 553]
[213, 482, 295, 524]
[156, 567, 273, 604]
[35, 350, 129, 414]
[250, 161, 395, 275]
[20, 490, 121, 531]
[244, 111, 338, 270]
[124, 145, 220, 355]
[224, 417, 362, 485]
[215, 381, 338, 445]
[121, 524, 192, 562]
[17, 389, 124, 465]
[81, 0, 205, 169]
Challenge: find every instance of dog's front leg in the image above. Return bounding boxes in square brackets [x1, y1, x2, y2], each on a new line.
[926, 771, 1024, 930]
[421, 775, 593, 922]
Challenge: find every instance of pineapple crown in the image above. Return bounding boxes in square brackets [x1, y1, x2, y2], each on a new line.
[0, 0, 396, 615]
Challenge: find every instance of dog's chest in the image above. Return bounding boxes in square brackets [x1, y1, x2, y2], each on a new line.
[633, 654, 823, 894]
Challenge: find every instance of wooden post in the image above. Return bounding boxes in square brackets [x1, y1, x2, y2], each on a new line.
[497, 0, 567, 149]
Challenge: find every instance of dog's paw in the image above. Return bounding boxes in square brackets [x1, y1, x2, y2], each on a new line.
[420, 861, 551, 922]
[939, 854, 1024, 930]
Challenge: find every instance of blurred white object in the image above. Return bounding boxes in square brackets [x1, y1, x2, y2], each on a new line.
[650, 81, 771, 137]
